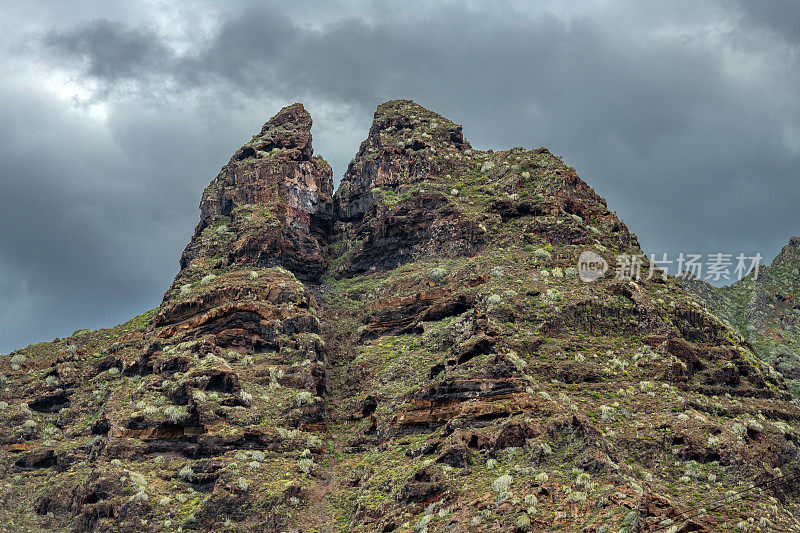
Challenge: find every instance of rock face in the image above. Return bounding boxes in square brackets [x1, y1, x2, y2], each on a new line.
[2, 100, 800, 532]
[175, 102, 334, 285]
[683, 237, 800, 396]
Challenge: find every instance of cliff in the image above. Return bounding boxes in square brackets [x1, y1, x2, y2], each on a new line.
[1, 101, 799, 532]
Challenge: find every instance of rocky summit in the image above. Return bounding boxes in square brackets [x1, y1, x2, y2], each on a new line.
[1, 100, 800, 532]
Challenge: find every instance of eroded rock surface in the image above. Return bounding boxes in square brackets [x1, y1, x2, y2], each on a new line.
[1, 100, 799, 532]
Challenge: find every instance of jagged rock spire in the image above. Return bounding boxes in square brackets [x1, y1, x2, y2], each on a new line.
[170, 103, 333, 293]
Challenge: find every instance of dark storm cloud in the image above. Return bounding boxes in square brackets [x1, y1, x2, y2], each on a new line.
[734, 0, 800, 44]
[1, 0, 799, 351]
[46, 19, 172, 84]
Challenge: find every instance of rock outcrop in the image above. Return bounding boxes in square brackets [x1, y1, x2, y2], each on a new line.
[1, 100, 799, 532]
[175, 102, 333, 285]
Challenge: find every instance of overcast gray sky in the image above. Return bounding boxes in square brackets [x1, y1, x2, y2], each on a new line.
[1, 1, 798, 353]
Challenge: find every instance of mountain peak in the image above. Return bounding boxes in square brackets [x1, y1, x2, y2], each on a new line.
[233, 102, 314, 162]
[3, 100, 798, 533]
[366, 99, 470, 152]
[168, 103, 333, 294]
[783, 235, 800, 251]
[769, 235, 800, 272]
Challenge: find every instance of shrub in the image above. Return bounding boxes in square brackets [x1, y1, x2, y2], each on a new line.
[684, 461, 701, 478]
[567, 491, 587, 504]
[239, 391, 253, 405]
[294, 391, 314, 407]
[533, 248, 552, 260]
[507, 352, 527, 371]
[575, 471, 591, 487]
[178, 466, 194, 480]
[192, 390, 207, 403]
[731, 423, 746, 436]
[545, 289, 563, 301]
[248, 271, 259, 280]
[514, 514, 532, 531]
[11, 354, 26, 370]
[237, 477, 249, 491]
[200, 274, 216, 286]
[427, 267, 447, 282]
[487, 294, 502, 305]
[535, 472, 549, 484]
[480, 161, 495, 173]
[298, 458, 315, 475]
[746, 419, 764, 433]
[163, 405, 187, 423]
[180, 284, 192, 296]
[251, 450, 265, 462]
[268, 367, 284, 389]
[277, 427, 300, 439]
[491, 473, 512, 493]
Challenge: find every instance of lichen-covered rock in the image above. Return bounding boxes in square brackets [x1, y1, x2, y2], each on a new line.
[1, 100, 799, 532]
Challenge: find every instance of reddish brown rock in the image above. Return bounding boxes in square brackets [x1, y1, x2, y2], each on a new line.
[175, 102, 333, 285]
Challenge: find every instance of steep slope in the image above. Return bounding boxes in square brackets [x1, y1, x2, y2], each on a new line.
[683, 237, 800, 396]
[1, 100, 800, 532]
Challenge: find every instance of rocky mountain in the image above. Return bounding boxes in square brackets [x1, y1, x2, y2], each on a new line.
[2, 100, 800, 532]
[683, 238, 800, 397]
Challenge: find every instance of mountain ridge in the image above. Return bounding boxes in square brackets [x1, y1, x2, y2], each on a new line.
[683, 236, 800, 397]
[1, 100, 799, 532]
